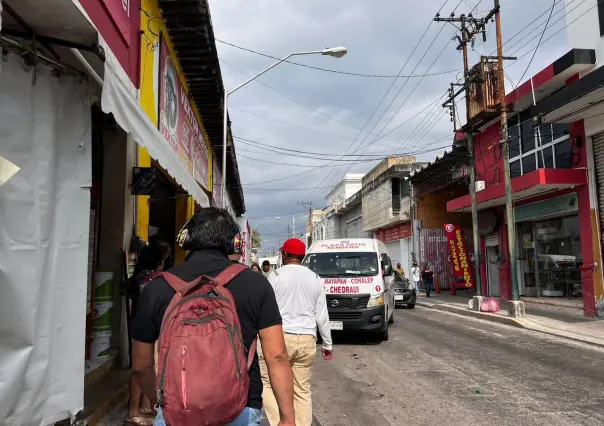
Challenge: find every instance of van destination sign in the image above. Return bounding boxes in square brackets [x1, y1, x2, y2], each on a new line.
[323, 277, 374, 294]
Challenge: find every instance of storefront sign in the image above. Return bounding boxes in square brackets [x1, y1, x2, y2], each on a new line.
[444, 224, 475, 289]
[514, 193, 578, 222]
[159, 36, 210, 190]
[101, 0, 131, 45]
[375, 222, 412, 243]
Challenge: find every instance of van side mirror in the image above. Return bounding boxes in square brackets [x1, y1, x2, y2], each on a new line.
[383, 264, 393, 277]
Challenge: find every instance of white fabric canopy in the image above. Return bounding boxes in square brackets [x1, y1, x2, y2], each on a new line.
[101, 61, 209, 207]
[0, 53, 91, 425]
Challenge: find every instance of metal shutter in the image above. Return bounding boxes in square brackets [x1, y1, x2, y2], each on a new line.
[593, 133, 604, 246]
[485, 233, 499, 247]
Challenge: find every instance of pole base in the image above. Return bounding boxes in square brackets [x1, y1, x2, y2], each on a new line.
[507, 300, 525, 318]
[472, 296, 486, 311]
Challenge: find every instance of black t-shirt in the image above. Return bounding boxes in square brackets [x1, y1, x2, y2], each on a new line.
[422, 270, 434, 282]
[131, 249, 282, 410]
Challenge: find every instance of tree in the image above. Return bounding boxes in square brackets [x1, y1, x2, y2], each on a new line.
[251, 228, 262, 248]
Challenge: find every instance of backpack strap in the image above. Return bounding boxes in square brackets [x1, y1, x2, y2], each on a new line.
[214, 263, 248, 287]
[157, 272, 207, 296]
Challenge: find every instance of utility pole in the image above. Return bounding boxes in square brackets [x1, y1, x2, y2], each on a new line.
[435, 9, 487, 300]
[292, 216, 296, 238]
[494, 0, 523, 316]
[287, 224, 291, 241]
[299, 201, 313, 246]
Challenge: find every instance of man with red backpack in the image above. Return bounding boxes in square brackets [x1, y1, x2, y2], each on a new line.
[131, 208, 296, 426]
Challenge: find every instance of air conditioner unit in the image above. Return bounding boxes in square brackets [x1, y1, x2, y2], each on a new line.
[475, 180, 486, 192]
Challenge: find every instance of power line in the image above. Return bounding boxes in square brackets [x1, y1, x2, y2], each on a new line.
[215, 38, 462, 79]
[219, 58, 401, 148]
[514, 0, 557, 89]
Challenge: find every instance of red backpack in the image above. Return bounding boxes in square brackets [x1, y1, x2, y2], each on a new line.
[156, 264, 256, 426]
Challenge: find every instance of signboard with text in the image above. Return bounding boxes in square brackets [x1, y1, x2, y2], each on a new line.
[159, 35, 209, 190]
[444, 224, 475, 289]
[101, 0, 131, 45]
[375, 222, 412, 243]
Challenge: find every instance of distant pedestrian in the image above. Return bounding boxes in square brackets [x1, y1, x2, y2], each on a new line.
[251, 263, 261, 272]
[396, 262, 405, 278]
[262, 260, 273, 278]
[261, 238, 332, 426]
[422, 264, 435, 298]
[411, 262, 421, 294]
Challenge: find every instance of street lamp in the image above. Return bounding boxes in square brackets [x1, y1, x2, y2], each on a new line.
[221, 47, 348, 207]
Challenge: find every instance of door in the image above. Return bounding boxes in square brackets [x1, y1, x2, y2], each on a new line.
[380, 252, 395, 319]
[486, 246, 501, 297]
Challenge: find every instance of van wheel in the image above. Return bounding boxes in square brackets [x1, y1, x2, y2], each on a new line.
[380, 326, 389, 341]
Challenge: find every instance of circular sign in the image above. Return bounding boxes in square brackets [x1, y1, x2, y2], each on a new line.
[477, 211, 497, 235]
[375, 285, 381, 292]
[330, 299, 339, 308]
[445, 224, 454, 232]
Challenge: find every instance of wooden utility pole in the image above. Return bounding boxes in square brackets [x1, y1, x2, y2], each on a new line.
[299, 201, 313, 246]
[435, 10, 484, 296]
[494, 1, 521, 309]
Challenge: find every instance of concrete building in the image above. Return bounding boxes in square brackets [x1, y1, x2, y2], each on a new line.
[362, 157, 425, 274]
[311, 173, 371, 244]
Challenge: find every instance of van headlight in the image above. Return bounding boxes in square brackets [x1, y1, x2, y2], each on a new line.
[407, 282, 415, 290]
[367, 294, 384, 307]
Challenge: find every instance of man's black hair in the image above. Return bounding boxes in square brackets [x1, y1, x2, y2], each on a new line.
[262, 260, 271, 267]
[186, 207, 239, 255]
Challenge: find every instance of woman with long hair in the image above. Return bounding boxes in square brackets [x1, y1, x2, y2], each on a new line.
[251, 262, 261, 272]
[126, 243, 168, 425]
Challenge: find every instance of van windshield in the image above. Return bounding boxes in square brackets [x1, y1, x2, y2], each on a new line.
[303, 252, 379, 278]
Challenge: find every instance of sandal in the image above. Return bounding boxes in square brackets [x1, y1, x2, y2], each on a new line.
[139, 407, 157, 416]
[124, 416, 154, 426]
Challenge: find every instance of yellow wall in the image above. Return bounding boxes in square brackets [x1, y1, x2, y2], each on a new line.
[137, 0, 215, 255]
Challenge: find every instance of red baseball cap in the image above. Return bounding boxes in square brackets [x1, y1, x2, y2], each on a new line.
[279, 238, 306, 256]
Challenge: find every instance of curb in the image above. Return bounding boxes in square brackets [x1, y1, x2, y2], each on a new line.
[416, 301, 604, 350]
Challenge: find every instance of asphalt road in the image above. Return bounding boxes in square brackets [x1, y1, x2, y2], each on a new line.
[309, 306, 604, 426]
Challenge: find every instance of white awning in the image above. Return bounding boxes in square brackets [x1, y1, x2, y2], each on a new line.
[101, 61, 209, 207]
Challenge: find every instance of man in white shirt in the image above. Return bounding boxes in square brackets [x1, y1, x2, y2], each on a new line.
[411, 262, 421, 293]
[259, 238, 332, 426]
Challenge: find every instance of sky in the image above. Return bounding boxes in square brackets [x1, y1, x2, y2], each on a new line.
[209, 0, 574, 254]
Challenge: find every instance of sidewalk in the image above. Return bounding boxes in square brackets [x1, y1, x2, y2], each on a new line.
[415, 292, 604, 349]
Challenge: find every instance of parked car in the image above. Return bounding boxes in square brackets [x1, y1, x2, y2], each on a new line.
[393, 271, 416, 309]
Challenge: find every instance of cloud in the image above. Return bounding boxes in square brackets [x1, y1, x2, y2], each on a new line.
[209, 0, 569, 248]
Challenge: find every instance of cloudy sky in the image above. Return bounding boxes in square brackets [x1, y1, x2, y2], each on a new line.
[210, 0, 573, 253]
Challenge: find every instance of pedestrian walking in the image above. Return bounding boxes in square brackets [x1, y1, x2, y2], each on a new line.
[130, 208, 295, 426]
[251, 263, 261, 272]
[422, 264, 435, 298]
[125, 243, 168, 426]
[411, 262, 421, 294]
[262, 260, 274, 279]
[260, 238, 333, 426]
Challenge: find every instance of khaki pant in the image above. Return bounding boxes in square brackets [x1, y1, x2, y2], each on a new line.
[259, 334, 317, 426]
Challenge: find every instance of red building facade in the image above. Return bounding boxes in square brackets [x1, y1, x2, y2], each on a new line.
[447, 49, 601, 317]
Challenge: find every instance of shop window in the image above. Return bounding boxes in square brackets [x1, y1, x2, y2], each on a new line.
[521, 120, 535, 153]
[509, 117, 571, 177]
[509, 123, 520, 158]
[535, 216, 582, 299]
[391, 178, 401, 214]
[537, 146, 554, 169]
[522, 153, 537, 174]
[511, 160, 521, 178]
[554, 139, 572, 169]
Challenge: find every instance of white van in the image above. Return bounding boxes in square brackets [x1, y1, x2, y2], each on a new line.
[302, 238, 395, 341]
